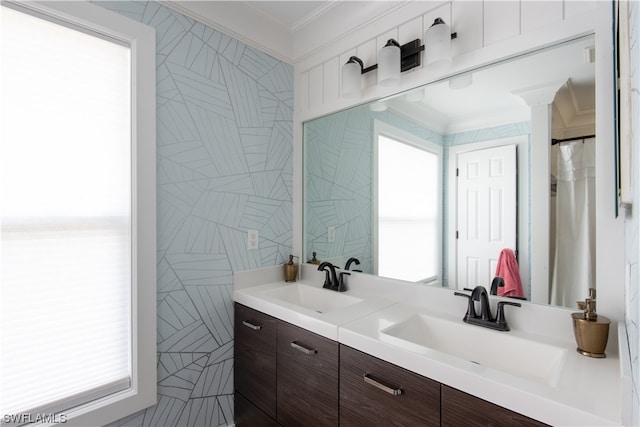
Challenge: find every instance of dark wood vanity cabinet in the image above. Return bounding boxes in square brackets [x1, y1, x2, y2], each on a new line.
[234, 304, 339, 426]
[234, 304, 278, 423]
[235, 392, 280, 427]
[234, 304, 547, 427]
[277, 321, 339, 426]
[441, 385, 548, 427]
[340, 345, 440, 426]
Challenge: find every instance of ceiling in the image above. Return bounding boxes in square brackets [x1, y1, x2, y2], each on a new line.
[242, 1, 333, 32]
[162, 1, 405, 63]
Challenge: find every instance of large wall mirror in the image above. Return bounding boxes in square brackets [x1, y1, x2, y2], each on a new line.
[303, 34, 596, 308]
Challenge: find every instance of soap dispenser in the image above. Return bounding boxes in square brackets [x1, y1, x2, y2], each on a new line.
[307, 252, 320, 265]
[284, 255, 299, 282]
[571, 288, 610, 358]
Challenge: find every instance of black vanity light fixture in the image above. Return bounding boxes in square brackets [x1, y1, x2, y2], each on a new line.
[341, 17, 457, 98]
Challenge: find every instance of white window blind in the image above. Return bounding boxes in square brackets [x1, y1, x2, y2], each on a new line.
[377, 135, 440, 283]
[1, 4, 133, 421]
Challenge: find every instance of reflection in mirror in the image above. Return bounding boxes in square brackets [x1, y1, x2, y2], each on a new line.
[303, 35, 595, 308]
[549, 112, 596, 305]
[375, 125, 442, 283]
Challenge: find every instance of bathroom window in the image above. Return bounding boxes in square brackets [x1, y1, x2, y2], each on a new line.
[374, 122, 442, 283]
[0, 2, 155, 425]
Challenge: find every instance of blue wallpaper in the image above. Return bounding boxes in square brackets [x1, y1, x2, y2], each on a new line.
[94, 2, 293, 426]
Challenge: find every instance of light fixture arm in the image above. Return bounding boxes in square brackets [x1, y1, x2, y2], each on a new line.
[352, 33, 456, 75]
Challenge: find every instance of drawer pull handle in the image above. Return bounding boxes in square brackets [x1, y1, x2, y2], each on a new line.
[290, 341, 317, 355]
[363, 373, 402, 396]
[242, 320, 261, 331]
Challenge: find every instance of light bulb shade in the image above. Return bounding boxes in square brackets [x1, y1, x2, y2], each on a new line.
[404, 87, 425, 102]
[377, 39, 400, 86]
[369, 100, 387, 112]
[449, 73, 473, 90]
[425, 18, 452, 66]
[341, 58, 362, 98]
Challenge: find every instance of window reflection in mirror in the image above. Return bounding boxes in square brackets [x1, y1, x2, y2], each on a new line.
[375, 126, 441, 283]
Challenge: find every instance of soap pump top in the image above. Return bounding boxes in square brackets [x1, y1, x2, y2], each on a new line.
[576, 288, 598, 321]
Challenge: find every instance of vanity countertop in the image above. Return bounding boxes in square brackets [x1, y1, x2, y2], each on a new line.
[233, 280, 399, 340]
[233, 265, 623, 426]
[339, 302, 621, 426]
[233, 265, 416, 340]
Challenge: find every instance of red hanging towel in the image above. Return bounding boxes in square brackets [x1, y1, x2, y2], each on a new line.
[495, 249, 524, 298]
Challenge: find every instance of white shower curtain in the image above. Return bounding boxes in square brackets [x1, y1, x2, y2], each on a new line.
[550, 137, 596, 307]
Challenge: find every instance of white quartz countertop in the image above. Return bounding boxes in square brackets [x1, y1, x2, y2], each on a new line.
[233, 265, 623, 426]
[233, 280, 400, 340]
[339, 303, 621, 426]
[233, 265, 416, 340]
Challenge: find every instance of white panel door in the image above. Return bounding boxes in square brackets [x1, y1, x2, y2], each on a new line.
[456, 144, 517, 289]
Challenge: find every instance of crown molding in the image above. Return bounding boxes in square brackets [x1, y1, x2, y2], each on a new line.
[160, 1, 294, 63]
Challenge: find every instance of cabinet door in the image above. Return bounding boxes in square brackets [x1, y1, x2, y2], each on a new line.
[234, 303, 278, 421]
[441, 385, 548, 427]
[277, 321, 339, 426]
[340, 345, 440, 426]
[235, 392, 280, 427]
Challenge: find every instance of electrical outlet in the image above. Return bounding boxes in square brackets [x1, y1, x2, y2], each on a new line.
[247, 230, 259, 250]
[327, 226, 335, 243]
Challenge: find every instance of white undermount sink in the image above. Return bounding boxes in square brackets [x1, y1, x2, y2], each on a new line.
[263, 283, 363, 314]
[380, 313, 568, 387]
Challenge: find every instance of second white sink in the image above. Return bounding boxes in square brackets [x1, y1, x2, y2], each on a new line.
[264, 283, 363, 314]
[379, 313, 568, 387]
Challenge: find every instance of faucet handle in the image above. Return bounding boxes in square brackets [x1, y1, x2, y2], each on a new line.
[321, 269, 332, 289]
[495, 301, 521, 331]
[454, 291, 476, 320]
[337, 272, 350, 292]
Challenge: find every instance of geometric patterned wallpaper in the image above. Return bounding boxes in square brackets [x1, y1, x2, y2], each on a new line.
[93, 2, 293, 426]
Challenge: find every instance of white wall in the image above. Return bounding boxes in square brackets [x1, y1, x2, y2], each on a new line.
[295, 1, 597, 121]
[624, 1, 640, 424]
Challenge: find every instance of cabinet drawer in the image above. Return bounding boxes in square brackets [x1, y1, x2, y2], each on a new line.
[234, 303, 278, 420]
[277, 321, 339, 426]
[441, 385, 548, 426]
[340, 345, 440, 426]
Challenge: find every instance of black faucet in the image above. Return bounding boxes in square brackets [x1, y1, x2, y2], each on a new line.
[490, 276, 504, 295]
[318, 262, 337, 289]
[472, 286, 493, 321]
[344, 257, 362, 272]
[454, 285, 521, 331]
[317, 261, 350, 292]
[489, 276, 527, 300]
[337, 271, 350, 292]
